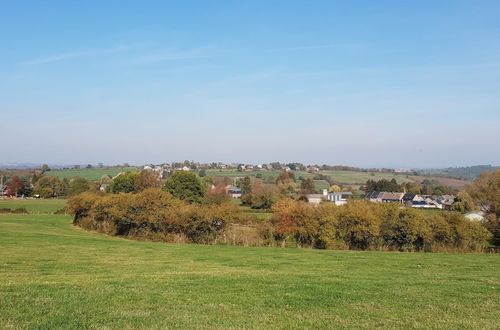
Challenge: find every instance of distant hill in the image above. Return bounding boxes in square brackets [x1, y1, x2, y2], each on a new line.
[416, 165, 500, 181]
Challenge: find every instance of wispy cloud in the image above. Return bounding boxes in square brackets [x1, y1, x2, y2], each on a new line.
[267, 43, 362, 52]
[129, 53, 210, 64]
[127, 47, 223, 64]
[23, 45, 132, 65]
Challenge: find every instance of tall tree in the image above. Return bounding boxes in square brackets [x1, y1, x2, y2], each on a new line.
[135, 170, 161, 191]
[276, 171, 295, 185]
[41, 164, 50, 173]
[300, 178, 315, 194]
[236, 176, 252, 194]
[163, 171, 204, 203]
[110, 172, 140, 193]
[6, 176, 24, 196]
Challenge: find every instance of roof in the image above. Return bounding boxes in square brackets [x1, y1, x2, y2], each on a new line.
[380, 192, 404, 200]
[306, 194, 324, 199]
[403, 194, 416, 201]
[362, 191, 382, 199]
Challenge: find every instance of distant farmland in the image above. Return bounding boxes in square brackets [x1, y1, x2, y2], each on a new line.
[44, 167, 468, 189]
[206, 169, 413, 185]
[206, 169, 469, 188]
[47, 167, 139, 180]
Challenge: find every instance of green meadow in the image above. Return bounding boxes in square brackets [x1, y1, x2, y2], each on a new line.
[0, 198, 66, 213]
[205, 169, 411, 186]
[47, 167, 139, 180]
[0, 199, 499, 329]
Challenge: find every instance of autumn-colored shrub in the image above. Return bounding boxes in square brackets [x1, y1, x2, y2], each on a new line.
[67, 188, 240, 244]
[0, 207, 28, 214]
[266, 199, 492, 252]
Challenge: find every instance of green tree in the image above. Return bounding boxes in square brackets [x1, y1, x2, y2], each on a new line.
[198, 168, 207, 177]
[68, 177, 93, 196]
[32, 175, 64, 198]
[41, 164, 50, 173]
[452, 191, 475, 213]
[236, 176, 252, 194]
[109, 172, 140, 193]
[467, 169, 500, 217]
[163, 171, 204, 203]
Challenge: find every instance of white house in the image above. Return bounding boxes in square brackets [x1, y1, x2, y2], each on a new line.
[306, 190, 352, 206]
[326, 191, 352, 206]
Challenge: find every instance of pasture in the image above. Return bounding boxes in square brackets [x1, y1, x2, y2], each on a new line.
[46, 167, 139, 180]
[0, 198, 66, 213]
[0, 201, 499, 328]
[206, 169, 413, 186]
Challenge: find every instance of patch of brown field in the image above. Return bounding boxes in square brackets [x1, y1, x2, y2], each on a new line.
[409, 175, 470, 188]
[0, 169, 40, 178]
[222, 224, 262, 247]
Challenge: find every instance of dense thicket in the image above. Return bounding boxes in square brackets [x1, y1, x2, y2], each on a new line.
[67, 189, 240, 244]
[262, 199, 492, 252]
[467, 169, 500, 246]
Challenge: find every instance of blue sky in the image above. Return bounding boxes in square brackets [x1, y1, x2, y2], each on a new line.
[1, 0, 499, 167]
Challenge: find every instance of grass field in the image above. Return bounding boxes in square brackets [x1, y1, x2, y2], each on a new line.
[321, 170, 411, 184]
[0, 198, 66, 213]
[0, 201, 499, 328]
[47, 167, 139, 180]
[206, 169, 413, 186]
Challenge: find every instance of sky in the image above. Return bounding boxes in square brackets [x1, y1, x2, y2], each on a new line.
[1, 0, 500, 168]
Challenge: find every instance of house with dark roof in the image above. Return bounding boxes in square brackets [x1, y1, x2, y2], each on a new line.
[362, 191, 404, 203]
[227, 186, 242, 198]
[380, 192, 405, 203]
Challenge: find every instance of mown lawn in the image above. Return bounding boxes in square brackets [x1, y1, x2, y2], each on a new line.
[0, 211, 499, 328]
[0, 198, 66, 213]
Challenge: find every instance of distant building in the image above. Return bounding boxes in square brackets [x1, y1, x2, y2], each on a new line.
[305, 194, 325, 205]
[325, 191, 352, 206]
[363, 191, 383, 202]
[306, 190, 352, 206]
[362, 191, 404, 204]
[227, 186, 243, 198]
[307, 166, 320, 173]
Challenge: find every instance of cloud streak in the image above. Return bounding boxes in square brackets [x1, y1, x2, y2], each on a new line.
[267, 43, 362, 52]
[23, 45, 132, 65]
[128, 53, 211, 64]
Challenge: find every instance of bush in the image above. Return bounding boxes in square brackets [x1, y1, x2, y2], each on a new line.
[264, 199, 493, 252]
[0, 207, 28, 214]
[68, 188, 240, 244]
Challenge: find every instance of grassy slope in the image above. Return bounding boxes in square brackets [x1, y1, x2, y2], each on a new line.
[46, 167, 139, 180]
[1, 211, 499, 328]
[0, 199, 66, 213]
[321, 170, 411, 184]
[206, 169, 413, 186]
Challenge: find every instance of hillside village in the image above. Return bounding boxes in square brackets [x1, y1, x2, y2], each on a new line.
[0, 162, 492, 226]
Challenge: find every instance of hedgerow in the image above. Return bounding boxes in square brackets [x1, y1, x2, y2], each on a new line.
[67, 188, 240, 244]
[265, 199, 492, 252]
